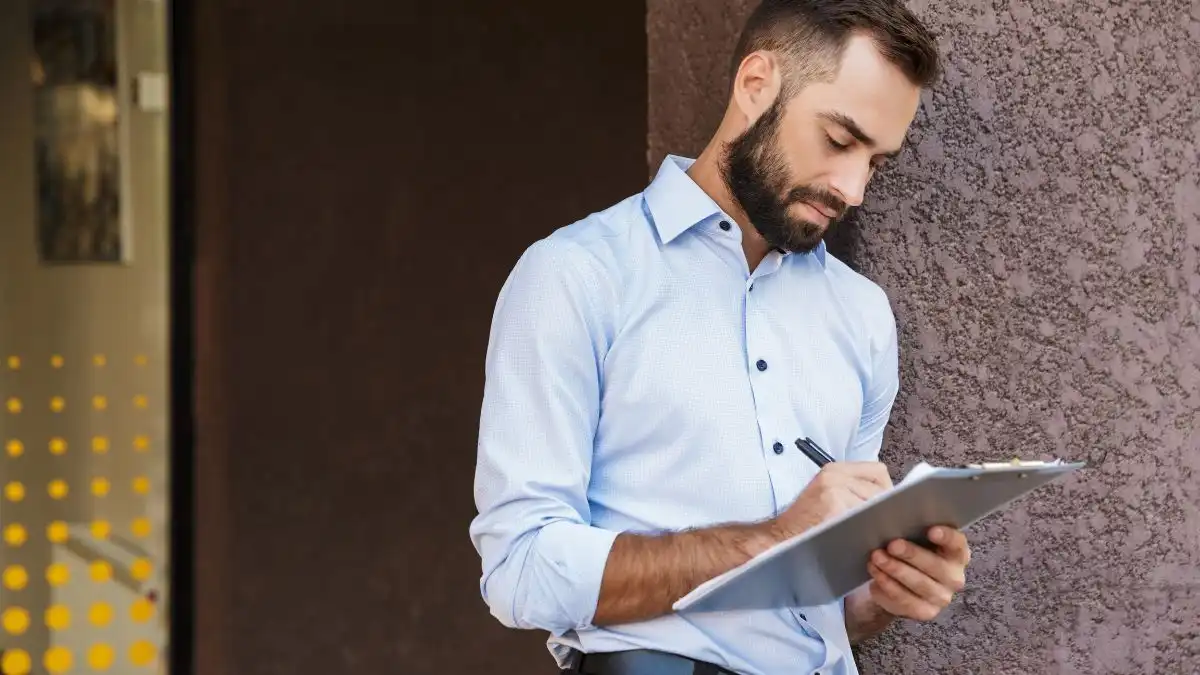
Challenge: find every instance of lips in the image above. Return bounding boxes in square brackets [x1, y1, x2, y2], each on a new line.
[805, 201, 839, 219]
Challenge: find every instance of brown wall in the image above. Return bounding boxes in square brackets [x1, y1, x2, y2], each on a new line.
[190, 1, 647, 673]
[650, 0, 1200, 673]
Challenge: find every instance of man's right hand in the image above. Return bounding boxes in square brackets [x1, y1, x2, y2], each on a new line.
[774, 462, 894, 540]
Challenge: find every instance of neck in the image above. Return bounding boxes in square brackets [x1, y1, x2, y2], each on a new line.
[686, 141, 772, 271]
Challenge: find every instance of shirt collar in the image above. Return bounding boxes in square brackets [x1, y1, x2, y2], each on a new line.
[644, 155, 722, 244]
[643, 154, 827, 269]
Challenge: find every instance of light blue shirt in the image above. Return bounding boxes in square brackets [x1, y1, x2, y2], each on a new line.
[469, 155, 900, 675]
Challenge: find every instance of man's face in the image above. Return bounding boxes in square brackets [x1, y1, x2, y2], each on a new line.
[722, 35, 923, 253]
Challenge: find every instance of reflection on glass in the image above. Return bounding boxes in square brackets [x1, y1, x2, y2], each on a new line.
[32, 0, 123, 263]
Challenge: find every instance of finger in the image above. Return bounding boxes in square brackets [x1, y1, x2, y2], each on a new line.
[843, 476, 889, 501]
[867, 562, 941, 622]
[886, 538, 966, 592]
[928, 526, 971, 566]
[832, 461, 893, 490]
[871, 548, 955, 607]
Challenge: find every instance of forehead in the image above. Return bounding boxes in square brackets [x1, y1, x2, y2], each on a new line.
[786, 34, 923, 151]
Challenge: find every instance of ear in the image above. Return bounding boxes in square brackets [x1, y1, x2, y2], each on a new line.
[730, 51, 783, 126]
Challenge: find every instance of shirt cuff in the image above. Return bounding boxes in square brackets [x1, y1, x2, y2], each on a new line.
[524, 520, 620, 634]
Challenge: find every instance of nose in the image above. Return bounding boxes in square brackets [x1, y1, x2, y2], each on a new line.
[828, 162, 872, 208]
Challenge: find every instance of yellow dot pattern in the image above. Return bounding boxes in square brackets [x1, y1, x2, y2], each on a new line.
[130, 599, 154, 623]
[92, 477, 111, 497]
[88, 602, 113, 627]
[48, 479, 68, 499]
[88, 643, 115, 670]
[46, 605, 70, 630]
[4, 481, 24, 502]
[3, 565, 28, 591]
[1, 648, 31, 675]
[1, 353, 166, 669]
[3, 607, 30, 635]
[91, 520, 111, 539]
[47, 520, 68, 543]
[89, 560, 113, 583]
[130, 641, 156, 666]
[4, 524, 27, 547]
[131, 518, 151, 538]
[44, 646, 72, 673]
[46, 564, 69, 587]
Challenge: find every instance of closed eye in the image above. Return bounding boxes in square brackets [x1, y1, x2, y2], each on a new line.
[826, 135, 850, 151]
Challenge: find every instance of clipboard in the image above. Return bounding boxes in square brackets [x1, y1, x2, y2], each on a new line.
[672, 459, 1085, 613]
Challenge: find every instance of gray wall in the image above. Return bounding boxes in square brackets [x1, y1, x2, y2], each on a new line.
[649, 0, 1200, 672]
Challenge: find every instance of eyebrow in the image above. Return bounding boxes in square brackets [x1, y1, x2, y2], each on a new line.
[819, 111, 902, 159]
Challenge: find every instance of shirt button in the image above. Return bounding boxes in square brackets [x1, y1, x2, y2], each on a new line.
[756, 359, 768, 371]
[719, 220, 731, 231]
[772, 442, 784, 454]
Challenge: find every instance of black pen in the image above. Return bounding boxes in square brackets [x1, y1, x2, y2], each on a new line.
[795, 437, 835, 467]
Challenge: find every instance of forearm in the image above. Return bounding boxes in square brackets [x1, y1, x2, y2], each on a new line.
[844, 585, 896, 643]
[593, 520, 783, 626]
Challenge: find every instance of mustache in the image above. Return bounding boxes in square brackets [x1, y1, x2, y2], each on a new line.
[785, 187, 846, 217]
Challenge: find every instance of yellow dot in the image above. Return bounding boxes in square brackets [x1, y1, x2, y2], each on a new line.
[2, 648, 31, 674]
[91, 520, 111, 539]
[89, 560, 112, 583]
[7, 397, 22, 414]
[130, 598, 154, 623]
[49, 437, 67, 455]
[47, 521, 68, 543]
[3, 565, 28, 590]
[4, 481, 24, 502]
[130, 559, 152, 582]
[2, 607, 30, 635]
[92, 395, 108, 410]
[134, 355, 148, 366]
[49, 396, 65, 412]
[50, 355, 64, 368]
[133, 435, 150, 452]
[91, 478, 111, 498]
[5, 356, 19, 371]
[4, 524, 27, 547]
[87, 602, 113, 627]
[132, 476, 150, 495]
[48, 479, 68, 499]
[129, 641, 156, 667]
[133, 395, 148, 409]
[44, 646, 72, 673]
[45, 605, 70, 630]
[131, 518, 151, 538]
[92, 436, 109, 453]
[93, 354, 107, 367]
[46, 563, 69, 586]
[87, 643, 114, 671]
[6, 439, 24, 457]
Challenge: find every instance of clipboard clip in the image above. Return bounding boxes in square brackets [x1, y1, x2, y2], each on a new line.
[960, 458, 1064, 479]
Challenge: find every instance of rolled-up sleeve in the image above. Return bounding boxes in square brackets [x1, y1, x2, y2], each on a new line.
[846, 292, 900, 462]
[468, 237, 618, 635]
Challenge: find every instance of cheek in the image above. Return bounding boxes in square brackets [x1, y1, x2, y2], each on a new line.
[775, 126, 825, 186]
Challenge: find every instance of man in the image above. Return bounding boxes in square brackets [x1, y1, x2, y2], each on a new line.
[469, 1, 970, 673]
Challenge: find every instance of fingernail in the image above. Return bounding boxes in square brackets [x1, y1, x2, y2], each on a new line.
[873, 551, 888, 565]
[930, 527, 944, 542]
[889, 540, 906, 556]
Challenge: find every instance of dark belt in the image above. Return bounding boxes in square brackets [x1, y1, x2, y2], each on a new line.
[565, 649, 736, 675]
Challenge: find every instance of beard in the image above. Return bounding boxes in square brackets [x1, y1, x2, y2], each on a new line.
[719, 98, 848, 254]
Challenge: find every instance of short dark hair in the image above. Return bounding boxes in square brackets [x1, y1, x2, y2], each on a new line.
[731, 0, 941, 94]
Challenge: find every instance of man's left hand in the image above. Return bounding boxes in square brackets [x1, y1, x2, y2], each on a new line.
[866, 525, 970, 622]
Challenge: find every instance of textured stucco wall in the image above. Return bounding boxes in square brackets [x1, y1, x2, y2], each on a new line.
[649, 1, 1200, 672]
